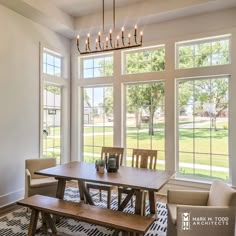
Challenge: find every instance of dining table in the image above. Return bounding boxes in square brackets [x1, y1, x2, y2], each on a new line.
[35, 161, 175, 217]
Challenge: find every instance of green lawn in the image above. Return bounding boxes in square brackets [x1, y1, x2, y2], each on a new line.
[43, 118, 229, 180]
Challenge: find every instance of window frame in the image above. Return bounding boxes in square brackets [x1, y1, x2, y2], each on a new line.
[122, 44, 165, 75]
[175, 34, 231, 70]
[175, 75, 230, 182]
[80, 52, 114, 79]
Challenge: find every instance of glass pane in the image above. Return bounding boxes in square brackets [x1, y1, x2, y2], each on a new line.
[177, 76, 229, 180]
[84, 59, 93, 69]
[54, 57, 61, 67]
[179, 152, 194, 175]
[126, 82, 165, 165]
[47, 54, 54, 65]
[83, 68, 93, 78]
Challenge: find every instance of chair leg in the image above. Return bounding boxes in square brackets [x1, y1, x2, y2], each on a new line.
[131, 195, 134, 207]
[107, 189, 111, 209]
[118, 188, 122, 207]
[99, 189, 102, 201]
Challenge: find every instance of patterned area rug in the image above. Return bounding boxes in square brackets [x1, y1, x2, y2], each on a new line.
[0, 187, 167, 236]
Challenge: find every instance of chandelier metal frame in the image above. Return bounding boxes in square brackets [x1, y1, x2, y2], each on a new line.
[76, 0, 143, 55]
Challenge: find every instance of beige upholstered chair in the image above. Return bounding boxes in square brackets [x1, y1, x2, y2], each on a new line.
[118, 149, 158, 208]
[167, 180, 236, 236]
[25, 158, 58, 198]
[86, 147, 124, 208]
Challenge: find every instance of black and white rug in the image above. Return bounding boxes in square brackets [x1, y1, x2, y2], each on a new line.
[0, 187, 167, 236]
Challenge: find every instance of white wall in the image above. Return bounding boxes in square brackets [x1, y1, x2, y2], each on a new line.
[71, 7, 236, 191]
[0, 5, 70, 207]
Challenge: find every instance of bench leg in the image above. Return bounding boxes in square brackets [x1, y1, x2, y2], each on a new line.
[44, 213, 57, 234]
[28, 209, 39, 236]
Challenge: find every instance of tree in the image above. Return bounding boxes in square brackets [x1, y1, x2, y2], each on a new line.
[126, 48, 165, 135]
[194, 78, 228, 130]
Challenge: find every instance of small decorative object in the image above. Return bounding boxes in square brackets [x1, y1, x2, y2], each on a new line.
[96, 160, 106, 174]
[106, 154, 119, 172]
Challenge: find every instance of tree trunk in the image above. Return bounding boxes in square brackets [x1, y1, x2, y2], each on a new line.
[149, 108, 155, 136]
[135, 109, 142, 129]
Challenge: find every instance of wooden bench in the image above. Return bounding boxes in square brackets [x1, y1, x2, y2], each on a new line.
[17, 195, 155, 236]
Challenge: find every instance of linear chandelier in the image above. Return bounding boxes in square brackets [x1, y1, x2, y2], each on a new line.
[76, 0, 143, 55]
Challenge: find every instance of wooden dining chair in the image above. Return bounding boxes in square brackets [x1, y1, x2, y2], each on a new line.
[86, 147, 124, 208]
[118, 148, 158, 209]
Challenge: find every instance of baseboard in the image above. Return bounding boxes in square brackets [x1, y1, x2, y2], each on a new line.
[0, 189, 24, 208]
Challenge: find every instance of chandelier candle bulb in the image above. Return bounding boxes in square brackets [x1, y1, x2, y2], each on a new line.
[140, 31, 143, 43]
[106, 37, 108, 48]
[117, 35, 119, 47]
[77, 35, 80, 45]
[128, 33, 131, 45]
[109, 29, 112, 40]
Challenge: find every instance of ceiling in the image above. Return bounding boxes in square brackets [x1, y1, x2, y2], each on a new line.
[1, 0, 236, 38]
[49, 0, 145, 17]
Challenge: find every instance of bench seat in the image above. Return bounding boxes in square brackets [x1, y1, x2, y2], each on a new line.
[18, 195, 155, 235]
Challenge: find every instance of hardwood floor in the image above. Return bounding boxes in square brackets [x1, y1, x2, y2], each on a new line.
[0, 181, 167, 216]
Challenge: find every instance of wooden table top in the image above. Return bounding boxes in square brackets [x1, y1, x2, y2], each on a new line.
[35, 161, 175, 192]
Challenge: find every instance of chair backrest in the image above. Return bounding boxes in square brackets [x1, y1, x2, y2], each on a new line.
[132, 149, 158, 169]
[25, 158, 57, 179]
[207, 180, 236, 206]
[101, 147, 124, 166]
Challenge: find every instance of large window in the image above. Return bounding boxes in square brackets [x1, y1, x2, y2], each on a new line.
[125, 82, 165, 169]
[124, 46, 165, 74]
[43, 85, 62, 164]
[177, 76, 229, 180]
[83, 86, 113, 162]
[82, 54, 113, 78]
[176, 35, 230, 69]
[43, 49, 62, 77]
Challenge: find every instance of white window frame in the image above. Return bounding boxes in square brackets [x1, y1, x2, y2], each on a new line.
[81, 85, 114, 162]
[175, 34, 231, 70]
[80, 52, 114, 79]
[122, 45, 165, 75]
[40, 44, 70, 164]
[175, 75, 230, 182]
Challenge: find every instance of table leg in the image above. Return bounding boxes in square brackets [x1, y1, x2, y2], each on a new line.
[134, 190, 145, 216]
[28, 209, 39, 236]
[78, 180, 84, 201]
[78, 180, 95, 205]
[118, 189, 135, 212]
[148, 190, 157, 217]
[56, 178, 66, 199]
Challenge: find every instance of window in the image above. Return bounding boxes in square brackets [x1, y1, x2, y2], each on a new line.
[177, 76, 229, 180]
[43, 49, 62, 77]
[124, 46, 165, 74]
[43, 85, 62, 164]
[83, 86, 113, 162]
[125, 82, 165, 169]
[82, 54, 113, 78]
[176, 35, 230, 69]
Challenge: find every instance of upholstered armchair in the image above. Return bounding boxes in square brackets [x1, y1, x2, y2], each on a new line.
[25, 158, 58, 198]
[167, 180, 236, 236]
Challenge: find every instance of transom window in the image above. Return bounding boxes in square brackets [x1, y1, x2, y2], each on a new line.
[176, 35, 230, 69]
[82, 54, 113, 79]
[177, 76, 229, 180]
[43, 49, 62, 77]
[123, 46, 165, 74]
